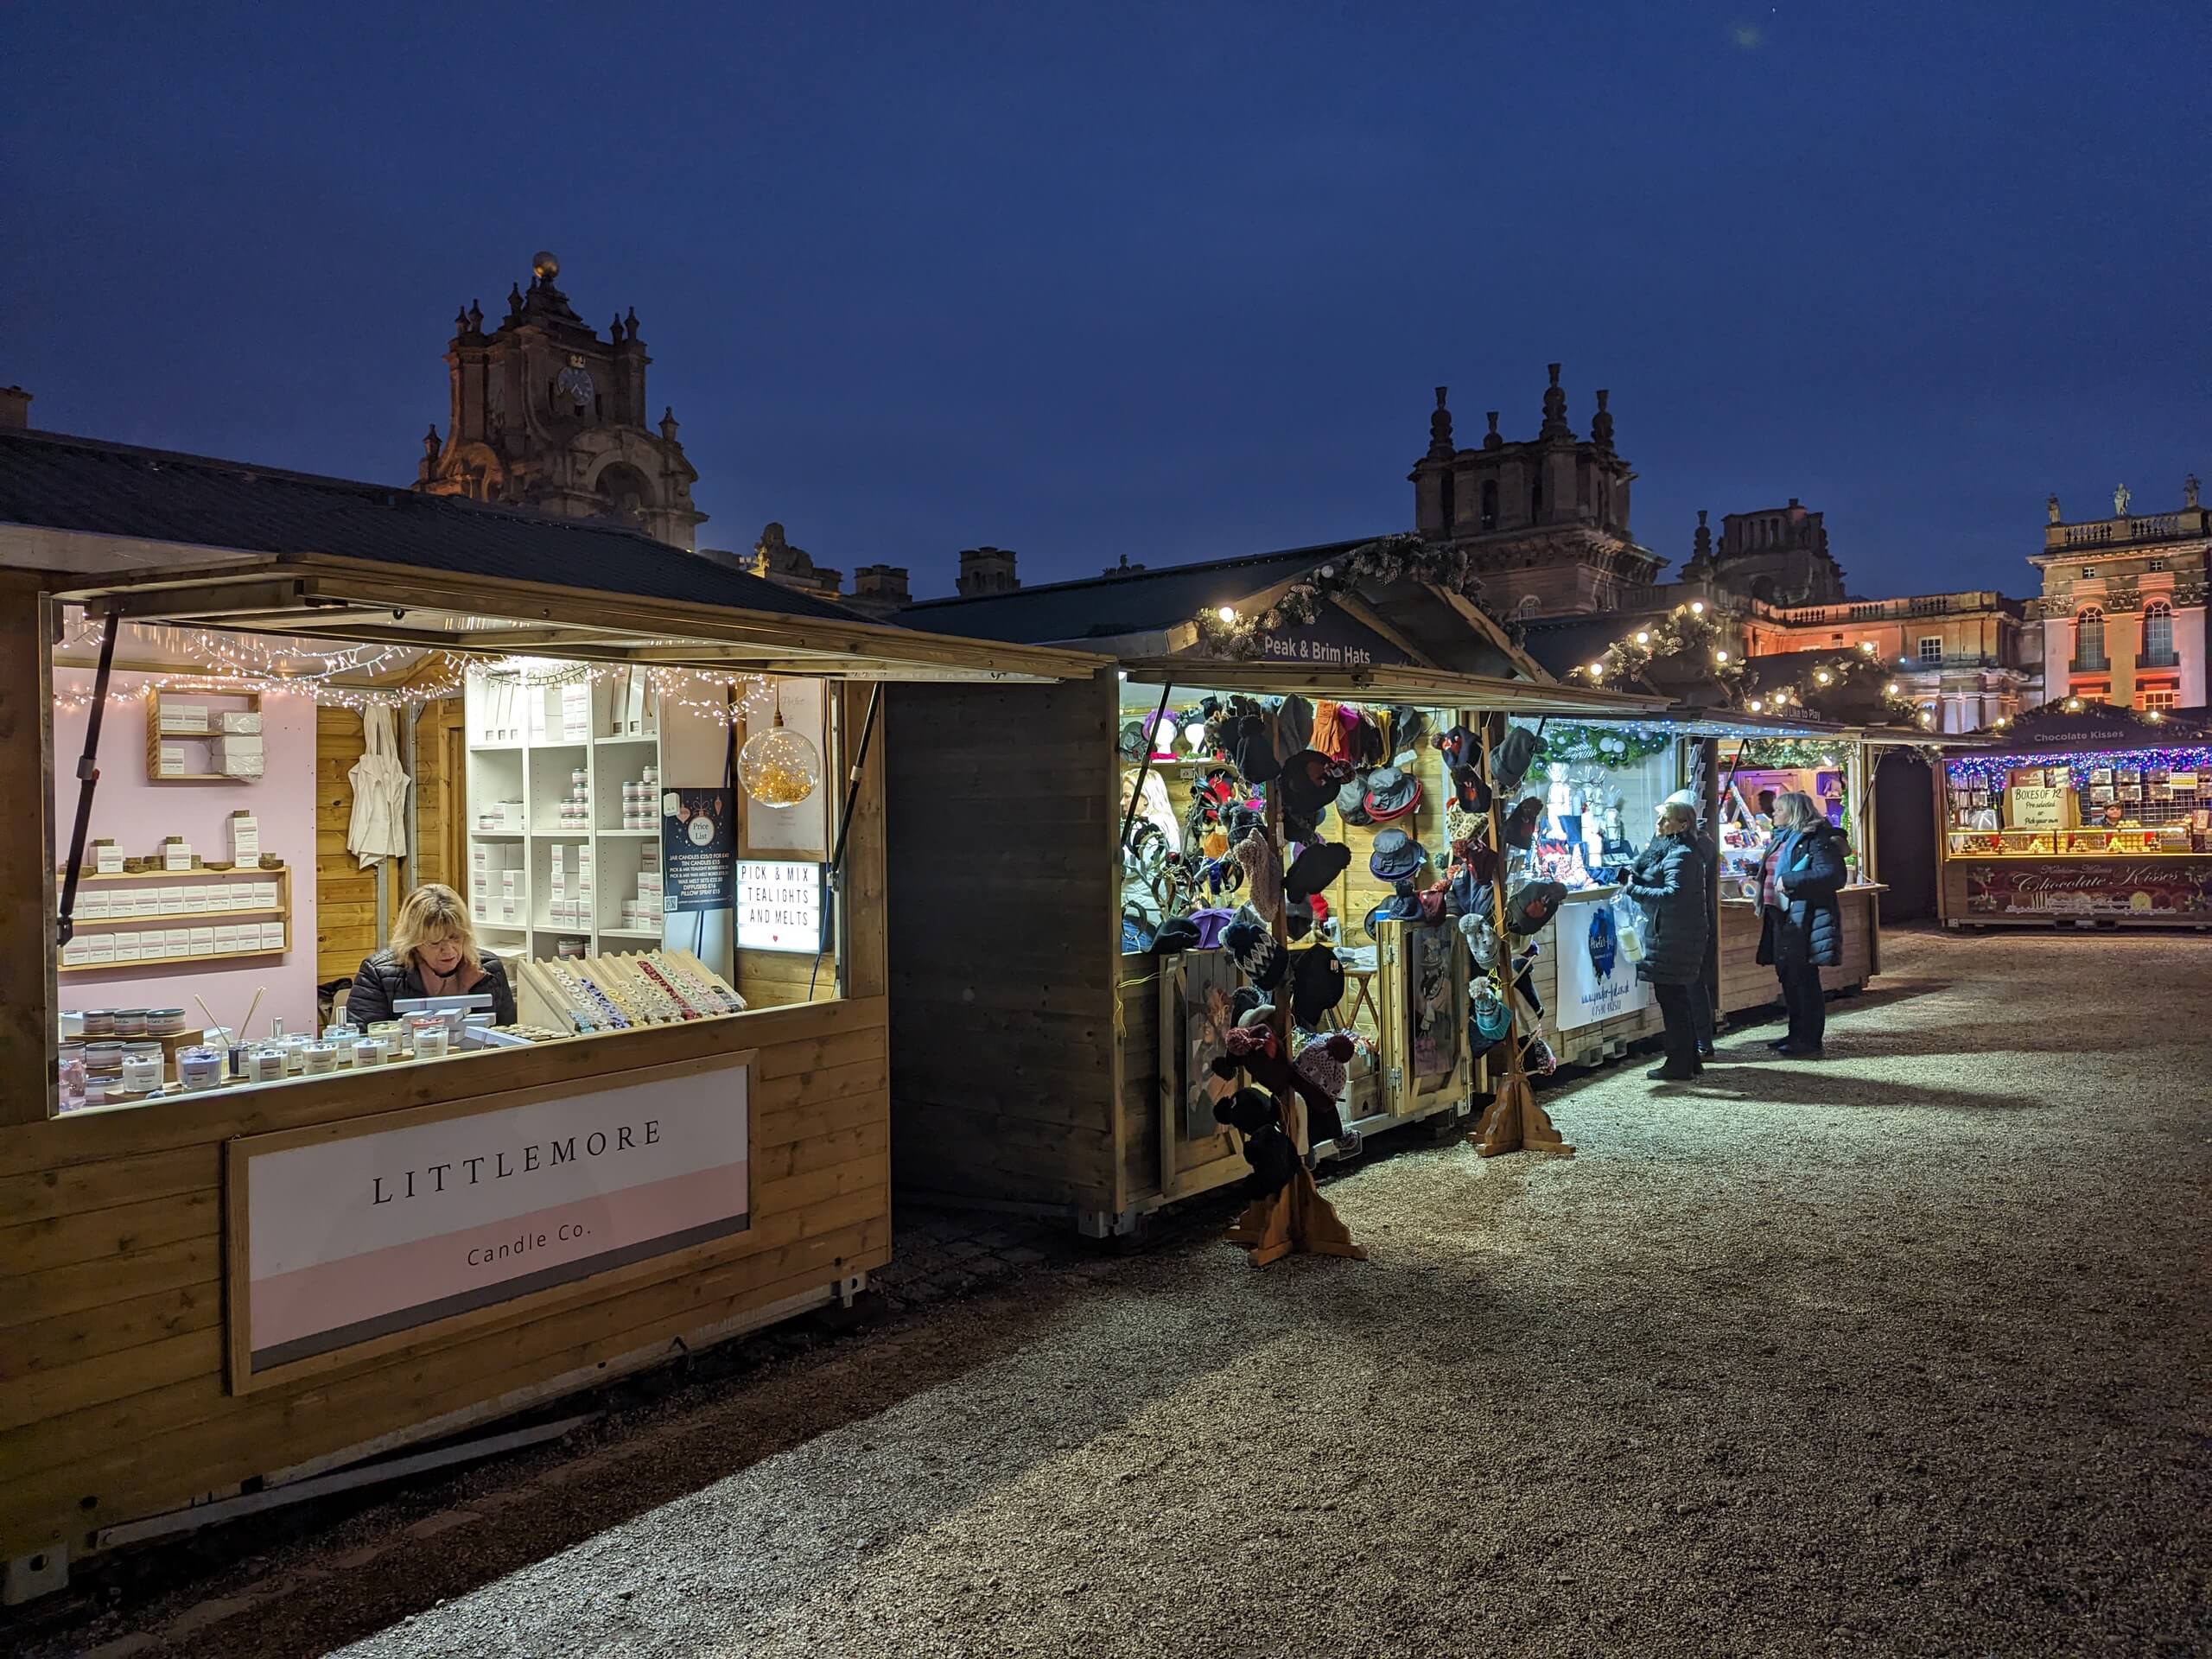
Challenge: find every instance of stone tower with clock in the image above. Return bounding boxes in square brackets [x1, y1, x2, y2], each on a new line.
[414, 251, 707, 550]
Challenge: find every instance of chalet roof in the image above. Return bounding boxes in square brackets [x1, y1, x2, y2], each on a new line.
[0, 427, 864, 624]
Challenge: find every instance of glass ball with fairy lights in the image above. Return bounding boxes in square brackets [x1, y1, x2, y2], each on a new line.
[738, 684, 822, 807]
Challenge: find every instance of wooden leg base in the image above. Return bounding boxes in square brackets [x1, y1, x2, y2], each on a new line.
[1225, 1168, 1367, 1266]
[1471, 1073, 1574, 1159]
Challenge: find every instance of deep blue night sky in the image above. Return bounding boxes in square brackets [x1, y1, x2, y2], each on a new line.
[5, 3, 2205, 601]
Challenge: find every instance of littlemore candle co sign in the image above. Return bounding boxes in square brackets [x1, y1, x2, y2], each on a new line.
[224, 1052, 753, 1389]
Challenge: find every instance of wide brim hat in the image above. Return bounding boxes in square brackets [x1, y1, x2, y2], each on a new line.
[1505, 879, 1568, 935]
[1284, 840, 1352, 904]
[1289, 947, 1348, 1027]
[1363, 766, 1421, 823]
[1368, 828, 1426, 881]
[1335, 779, 1373, 826]
[1490, 725, 1541, 793]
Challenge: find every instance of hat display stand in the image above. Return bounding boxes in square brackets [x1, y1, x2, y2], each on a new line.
[1470, 711, 1574, 1160]
[1224, 755, 1366, 1266]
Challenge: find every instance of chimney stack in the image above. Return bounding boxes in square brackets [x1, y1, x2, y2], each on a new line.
[852, 564, 910, 606]
[0, 386, 31, 431]
[957, 546, 1020, 597]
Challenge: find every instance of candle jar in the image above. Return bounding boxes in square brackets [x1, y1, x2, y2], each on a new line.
[121, 1046, 165, 1092]
[57, 1043, 87, 1109]
[410, 1021, 448, 1060]
[83, 1041, 124, 1080]
[146, 1008, 189, 1038]
[249, 1046, 286, 1083]
[112, 1009, 148, 1039]
[82, 1010, 117, 1039]
[353, 1037, 385, 1067]
[177, 1046, 226, 1091]
[302, 1041, 338, 1075]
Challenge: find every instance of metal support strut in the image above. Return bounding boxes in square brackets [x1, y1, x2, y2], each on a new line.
[55, 610, 121, 950]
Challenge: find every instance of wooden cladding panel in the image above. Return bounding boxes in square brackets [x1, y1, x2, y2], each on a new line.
[315, 705, 377, 982]
[1715, 893, 1875, 1015]
[884, 673, 1122, 1215]
[0, 991, 892, 1560]
[0, 581, 56, 1127]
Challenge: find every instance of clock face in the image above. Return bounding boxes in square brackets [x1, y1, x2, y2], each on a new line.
[556, 364, 595, 409]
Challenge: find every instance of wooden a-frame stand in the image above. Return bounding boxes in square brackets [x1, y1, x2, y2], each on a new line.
[1470, 711, 1574, 1160]
[1225, 736, 1366, 1266]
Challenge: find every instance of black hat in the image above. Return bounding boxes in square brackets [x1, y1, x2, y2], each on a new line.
[1118, 721, 1148, 761]
[1275, 695, 1315, 757]
[1153, 916, 1202, 953]
[1388, 705, 1427, 747]
[1230, 984, 1269, 1026]
[1435, 724, 1478, 769]
[1230, 716, 1282, 785]
[1503, 797, 1545, 849]
[1368, 828, 1427, 880]
[1383, 879, 1425, 921]
[1224, 904, 1287, 989]
[1290, 946, 1348, 1027]
[1336, 779, 1373, 827]
[1452, 765, 1492, 815]
[1284, 840, 1352, 904]
[1490, 725, 1541, 792]
[1506, 880, 1568, 935]
[1281, 749, 1345, 817]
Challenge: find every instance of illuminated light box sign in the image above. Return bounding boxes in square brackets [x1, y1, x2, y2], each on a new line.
[228, 1054, 751, 1386]
[738, 860, 825, 954]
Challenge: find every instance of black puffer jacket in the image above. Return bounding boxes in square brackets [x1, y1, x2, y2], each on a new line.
[346, 950, 517, 1029]
[1625, 832, 1709, 986]
[1757, 821, 1847, 968]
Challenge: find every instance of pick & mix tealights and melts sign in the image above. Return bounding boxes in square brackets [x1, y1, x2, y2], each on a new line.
[231, 1056, 751, 1381]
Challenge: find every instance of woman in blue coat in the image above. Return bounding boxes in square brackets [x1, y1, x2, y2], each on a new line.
[1626, 799, 1710, 1081]
[1755, 790, 1847, 1056]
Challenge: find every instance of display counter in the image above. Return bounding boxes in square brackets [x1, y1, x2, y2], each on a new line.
[1519, 883, 1662, 1068]
[1716, 884, 1882, 1014]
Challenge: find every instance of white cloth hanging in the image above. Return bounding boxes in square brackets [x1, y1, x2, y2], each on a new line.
[346, 705, 410, 868]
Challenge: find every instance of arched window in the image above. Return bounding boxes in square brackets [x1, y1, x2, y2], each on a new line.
[2074, 607, 2107, 668]
[2143, 599, 2174, 662]
[1516, 594, 1542, 620]
[1478, 479, 1499, 531]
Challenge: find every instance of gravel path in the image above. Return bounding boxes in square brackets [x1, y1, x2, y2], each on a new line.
[60, 930, 2212, 1656]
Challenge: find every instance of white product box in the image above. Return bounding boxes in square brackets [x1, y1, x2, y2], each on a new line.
[61, 939, 88, 967]
[500, 870, 523, 894]
[218, 711, 263, 734]
[548, 845, 567, 871]
[156, 744, 193, 776]
[77, 890, 109, 919]
[113, 931, 142, 957]
[83, 935, 116, 964]
[94, 844, 124, 875]
[498, 899, 522, 925]
[190, 927, 216, 954]
[158, 702, 209, 734]
[165, 929, 190, 957]
[209, 737, 264, 778]
[255, 881, 277, 907]
[261, 922, 285, 949]
[163, 887, 189, 914]
[163, 844, 194, 872]
[560, 683, 591, 742]
[214, 925, 241, 952]
[230, 810, 260, 860]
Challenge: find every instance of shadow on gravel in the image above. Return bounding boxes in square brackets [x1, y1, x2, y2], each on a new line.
[1676, 1067, 2041, 1113]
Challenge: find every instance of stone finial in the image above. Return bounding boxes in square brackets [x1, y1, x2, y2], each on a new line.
[1591, 388, 1615, 454]
[467, 300, 483, 333]
[423, 424, 440, 459]
[1691, 508, 1713, 567]
[507, 283, 524, 315]
[625, 306, 639, 338]
[2187, 474, 2202, 510]
[610, 314, 626, 343]
[1540, 363, 1571, 441]
[1427, 385, 1455, 461]
[659, 407, 680, 443]
[454, 305, 470, 335]
[2046, 493, 2062, 524]
[1484, 410, 1503, 451]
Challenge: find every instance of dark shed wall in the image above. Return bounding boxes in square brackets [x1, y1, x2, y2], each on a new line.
[885, 671, 1124, 1215]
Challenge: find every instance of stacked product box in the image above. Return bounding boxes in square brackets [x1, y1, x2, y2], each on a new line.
[547, 842, 593, 931]
[620, 838, 666, 933]
[471, 842, 523, 927]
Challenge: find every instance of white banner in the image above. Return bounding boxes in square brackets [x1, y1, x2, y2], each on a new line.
[1554, 897, 1653, 1032]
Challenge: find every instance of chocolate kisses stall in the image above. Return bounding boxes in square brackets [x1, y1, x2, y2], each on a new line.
[882, 533, 1655, 1236]
[0, 428, 1097, 1592]
[1936, 703, 2212, 929]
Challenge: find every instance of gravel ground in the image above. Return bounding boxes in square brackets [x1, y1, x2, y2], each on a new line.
[44, 929, 2212, 1657]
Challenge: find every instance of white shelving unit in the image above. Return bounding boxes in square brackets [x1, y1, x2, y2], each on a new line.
[463, 672, 722, 965]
